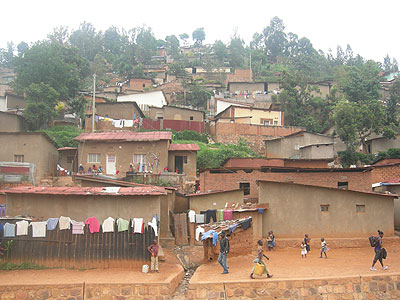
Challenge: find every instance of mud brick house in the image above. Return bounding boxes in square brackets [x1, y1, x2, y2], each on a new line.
[117, 91, 167, 116]
[122, 78, 153, 93]
[0, 111, 24, 132]
[209, 119, 303, 154]
[222, 157, 334, 169]
[3, 185, 173, 239]
[74, 131, 199, 180]
[144, 105, 206, 133]
[149, 105, 205, 122]
[225, 69, 252, 85]
[372, 178, 400, 230]
[365, 134, 400, 154]
[258, 180, 395, 238]
[214, 105, 284, 126]
[58, 147, 78, 173]
[85, 101, 145, 132]
[227, 82, 267, 94]
[0, 132, 58, 183]
[74, 131, 172, 176]
[0, 92, 26, 112]
[202, 159, 400, 201]
[265, 130, 336, 159]
[168, 143, 199, 180]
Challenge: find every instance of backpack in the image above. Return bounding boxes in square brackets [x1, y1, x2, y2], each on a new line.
[369, 236, 378, 247]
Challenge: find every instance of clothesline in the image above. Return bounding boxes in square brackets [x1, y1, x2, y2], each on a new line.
[1, 215, 159, 239]
[94, 115, 143, 128]
[195, 217, 252, 244]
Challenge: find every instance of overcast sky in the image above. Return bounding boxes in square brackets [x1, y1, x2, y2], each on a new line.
[1, 0, 398, 62]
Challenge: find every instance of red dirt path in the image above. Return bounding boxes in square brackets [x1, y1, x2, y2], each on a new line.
[191, 243, 400, 283]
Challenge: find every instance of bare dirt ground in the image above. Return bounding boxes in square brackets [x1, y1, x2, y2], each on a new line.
[191, 243, 400, 283]
[1, 242, 399, 287]
[0, 248, 183, 285]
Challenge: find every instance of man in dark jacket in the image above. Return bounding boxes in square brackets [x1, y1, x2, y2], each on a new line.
[218, 231, 229, 274]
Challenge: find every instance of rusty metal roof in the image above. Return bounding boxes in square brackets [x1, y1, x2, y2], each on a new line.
[169, 143, 200, 151]
[74, 131, 172, 142]
[2, 186, 167, 196]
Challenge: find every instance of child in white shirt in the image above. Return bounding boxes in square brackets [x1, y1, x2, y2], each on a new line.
[301, 241, 307, 258]
[320, 237, 328, 259]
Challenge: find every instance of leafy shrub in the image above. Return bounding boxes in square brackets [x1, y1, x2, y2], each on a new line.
[42, 125, 82, 148]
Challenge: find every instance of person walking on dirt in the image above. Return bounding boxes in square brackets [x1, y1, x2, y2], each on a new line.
[301, 241, 307, 258]
[320, 238, 328, 259]
[304, 234, 311, 253]
[218, 231, 229, 274]
[371, 230, 389, 271]
[250, 240, 273, 279]
[148, 239, 160, 273]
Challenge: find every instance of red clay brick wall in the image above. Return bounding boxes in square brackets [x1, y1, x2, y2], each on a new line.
[210, 123, 303, 154]
[370, 164, 400, 185]
[200, 169, 372, 200]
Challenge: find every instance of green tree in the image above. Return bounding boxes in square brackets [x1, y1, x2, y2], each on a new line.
[0, 42, 14, 68]
[135, 26, 157, 64]
[66, 96, 88, 121]
[14, 41, 89, 100]
[386, 80, 400, 125]
[69, 22, 103, 61]
[165, 35, 180, 58]
[213, 40, 228, 64]
[24, 83, 60, 130]
[229, 34, 245, 68]
[17, 41, 29, 57]
[192, 28, 205, 46]
[179, 33, 189, 46]
[47, 26, 70, 45]
[262, 16, 287, 62]
[186, 83, 212, 109]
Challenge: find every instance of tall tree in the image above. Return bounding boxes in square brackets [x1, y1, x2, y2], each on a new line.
[69, 22, 103, 61]
[17, 41, 29, 57]
[0, 42, 14, 68]
[386, 80, 400, 125]
[135, 26, 157, 64]
[229, 34, 245, 68]
[24, 83, 60, 131]
[213, 40, 228, 64]
[179, 33, 189, 46]
[192, 28, 205, 47]
[48, 26, 70, 45]
[14, 41, 89, 100]
[262, 16, 287, 62]
[165, 35, 180, 58]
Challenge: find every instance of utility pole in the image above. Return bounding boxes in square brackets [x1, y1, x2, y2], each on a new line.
[92, 74, 96, 133]
[249, 52, 253, 82]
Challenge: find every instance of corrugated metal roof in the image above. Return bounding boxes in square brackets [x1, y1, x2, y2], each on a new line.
[74, 131, 172, 142]
[2, 186, 167, 196]
[169, 143, 200, 151]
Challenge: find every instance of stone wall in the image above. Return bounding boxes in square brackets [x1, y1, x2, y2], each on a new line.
[0, 269, 184, 300]
[187, 273, 400, 299]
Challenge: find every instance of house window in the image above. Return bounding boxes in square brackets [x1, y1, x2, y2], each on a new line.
[87, 153, 101, 163]
[320, 204, 329, 212]
[338, 182, 348, 190]
[356, 205, 365, 213]
[67, 156, 74, 164]
[157, 117, 163, 120]
[190, 116, 194, 121]
[133, 154, 147, 164]
[142, 83, 146, 88]
[14, 155, 24, 162]
[273, 120, 278, 125]
[239, 182, 250, 195]
[263, 120, 270, 125]
[183, 156, 188, 164]
[294, 144, 300, 150]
